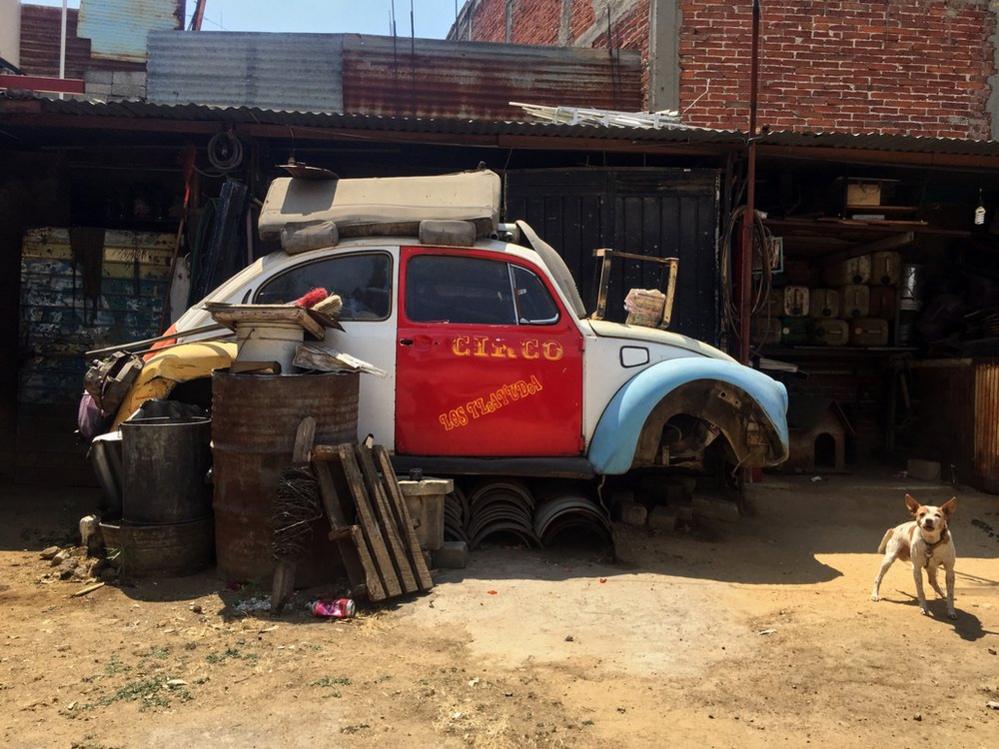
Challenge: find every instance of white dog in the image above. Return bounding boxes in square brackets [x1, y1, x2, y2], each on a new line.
[871, 493, 958, 619]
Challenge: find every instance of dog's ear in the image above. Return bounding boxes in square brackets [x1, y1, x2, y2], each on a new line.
[940, 497, 957, 516]
[905, 494, 921, 515]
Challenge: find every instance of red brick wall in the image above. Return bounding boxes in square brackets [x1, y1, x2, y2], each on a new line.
[682, 0, 994, 138]
[512, 1, 561, 45]
[470, 0, 507, 42]
[456, 0, 996, 139]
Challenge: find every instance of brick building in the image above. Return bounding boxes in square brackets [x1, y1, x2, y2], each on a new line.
[451, 0, 999, 140]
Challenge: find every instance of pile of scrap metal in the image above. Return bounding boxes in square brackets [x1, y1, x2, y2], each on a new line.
[445, 481, 611, 550]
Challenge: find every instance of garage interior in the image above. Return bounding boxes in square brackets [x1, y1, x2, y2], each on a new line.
[2, 97, 999, 497]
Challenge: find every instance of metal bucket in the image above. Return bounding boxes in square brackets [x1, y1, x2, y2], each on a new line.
[121, 417, 212, 525]
[211, 371, 359, 585]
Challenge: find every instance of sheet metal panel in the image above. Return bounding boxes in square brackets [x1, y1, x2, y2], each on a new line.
[147, 31, 345, 113]
[505, 168, 720, 344]
[78, 0, 184, 63]
[974, 360, 999, 494]
[341, 35, 643, 120]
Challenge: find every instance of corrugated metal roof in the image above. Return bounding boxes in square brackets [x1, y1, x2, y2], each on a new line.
[6, 90, 999, 160]
[77, 0, 184, 63]
[146, 31, 642, 120]
[757, 129, 999, 157]
[0, 91, 742, 145]
[148, 31, 344, 112]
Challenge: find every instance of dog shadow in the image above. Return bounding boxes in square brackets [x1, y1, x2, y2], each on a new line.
[885, 590, 997, 641]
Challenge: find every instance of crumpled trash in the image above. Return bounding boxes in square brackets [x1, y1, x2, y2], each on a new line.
[234, 595, 271, 614]
[624, 289, 666, 328]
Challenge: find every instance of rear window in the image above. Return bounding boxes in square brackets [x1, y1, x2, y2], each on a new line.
[255, 252, 392, 321]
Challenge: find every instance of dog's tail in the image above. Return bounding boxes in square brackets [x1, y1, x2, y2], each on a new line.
[877, 528, 893, 554]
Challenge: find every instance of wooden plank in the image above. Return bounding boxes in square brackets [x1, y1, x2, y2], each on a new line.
[292, 417, 316, 464]
[205, 302, 326, 338]
[314, 459, 387, 602]
[336, 444, 403, 598]
[373, 445, 434, 592]
[354, 444, 420, 594]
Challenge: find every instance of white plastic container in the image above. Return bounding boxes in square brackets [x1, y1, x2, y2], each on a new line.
[235, 321, 305, 373]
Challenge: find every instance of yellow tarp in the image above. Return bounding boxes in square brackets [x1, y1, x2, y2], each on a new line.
[112, 342, 236, 428]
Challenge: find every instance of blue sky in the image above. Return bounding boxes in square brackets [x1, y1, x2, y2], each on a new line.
[27, 1, 460, 38]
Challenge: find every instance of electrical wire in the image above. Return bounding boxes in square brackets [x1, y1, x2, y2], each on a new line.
[719, 205, 779, 345]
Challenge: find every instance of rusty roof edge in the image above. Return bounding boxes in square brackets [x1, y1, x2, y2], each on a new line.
[6, 91, 999, 157]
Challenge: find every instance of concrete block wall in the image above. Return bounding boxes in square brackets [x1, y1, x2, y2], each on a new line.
[454, 0, 999, 138]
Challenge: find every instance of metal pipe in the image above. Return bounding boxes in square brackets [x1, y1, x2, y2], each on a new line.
[58, 0, 67, 99]
[84, 323, 228, 357]
[738, 0, 762, 365]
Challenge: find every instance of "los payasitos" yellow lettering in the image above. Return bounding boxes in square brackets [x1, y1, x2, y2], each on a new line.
[438, 375, 544, 432]
[451, 336, 564, 361]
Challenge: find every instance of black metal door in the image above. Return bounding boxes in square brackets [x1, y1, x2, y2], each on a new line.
[504, 168, 720, 343]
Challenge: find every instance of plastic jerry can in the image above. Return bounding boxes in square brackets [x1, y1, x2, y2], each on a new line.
[780, 316, 812, 345]
[826, 255, 871, 286]
[812, 319, 850, 346]
[783, 286, 809, 317]
[751, 317, 782, 345]
[808, 288, 840, 318]
[850, 318, 890, 346]
[870, 251, 902, 286]
[868, 286, 897, 319]
[840, 284, 870, 318]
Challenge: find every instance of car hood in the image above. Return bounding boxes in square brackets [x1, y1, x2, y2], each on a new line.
[587, 319, 735, 362]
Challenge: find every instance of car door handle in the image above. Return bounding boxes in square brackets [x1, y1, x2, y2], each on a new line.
[399, 338, 414, 346]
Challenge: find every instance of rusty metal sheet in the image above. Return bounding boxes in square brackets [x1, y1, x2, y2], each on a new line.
[211, 371, 359, 585]
[78, 0, 184, 63]
[341, 35, 643, 120]
[974, 360, 999, 494]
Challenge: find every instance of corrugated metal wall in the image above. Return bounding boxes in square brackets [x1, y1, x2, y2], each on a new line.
[340, 35, 643, 119]
[78, 0, 185, 62]
[18, 3, 147, 77]
[148, 32, 345, 112]
[147, 31, 642, 118]
[505, 168, 720, 343]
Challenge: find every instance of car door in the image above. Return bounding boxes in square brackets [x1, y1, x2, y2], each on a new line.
[395, 246, 583, 457]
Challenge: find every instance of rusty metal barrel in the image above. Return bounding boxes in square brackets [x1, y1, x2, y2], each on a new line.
[211, 371, 359, 585]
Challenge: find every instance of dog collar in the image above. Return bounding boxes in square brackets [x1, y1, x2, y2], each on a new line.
[920, 528, 949, 565]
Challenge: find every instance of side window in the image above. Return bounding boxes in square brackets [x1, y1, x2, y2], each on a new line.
[406, 255, 516, 325]
[255, 253, 392, 321]
[512, 265, 559, 325]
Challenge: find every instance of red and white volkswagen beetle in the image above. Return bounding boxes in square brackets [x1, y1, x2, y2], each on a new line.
[135, 170, 789, 482]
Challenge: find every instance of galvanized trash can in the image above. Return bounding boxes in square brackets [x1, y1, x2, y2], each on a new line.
[121, 416, 213, 524]
[115, 413, 214, 577]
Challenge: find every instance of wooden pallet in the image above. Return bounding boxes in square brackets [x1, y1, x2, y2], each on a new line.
[312, 442, 433, 601]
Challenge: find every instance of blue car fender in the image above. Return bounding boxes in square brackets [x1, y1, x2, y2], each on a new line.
[588, 358, 789, 475]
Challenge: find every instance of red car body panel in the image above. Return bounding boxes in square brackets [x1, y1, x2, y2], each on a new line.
[394, 246, 584, 457]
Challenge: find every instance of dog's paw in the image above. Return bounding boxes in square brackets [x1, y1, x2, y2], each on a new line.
[870, 593, 880, 602]
[947, 611, 958, 620]
[920, 607, 930, 616]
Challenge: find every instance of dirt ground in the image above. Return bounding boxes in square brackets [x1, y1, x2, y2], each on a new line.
[2, 472, 998, 748]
